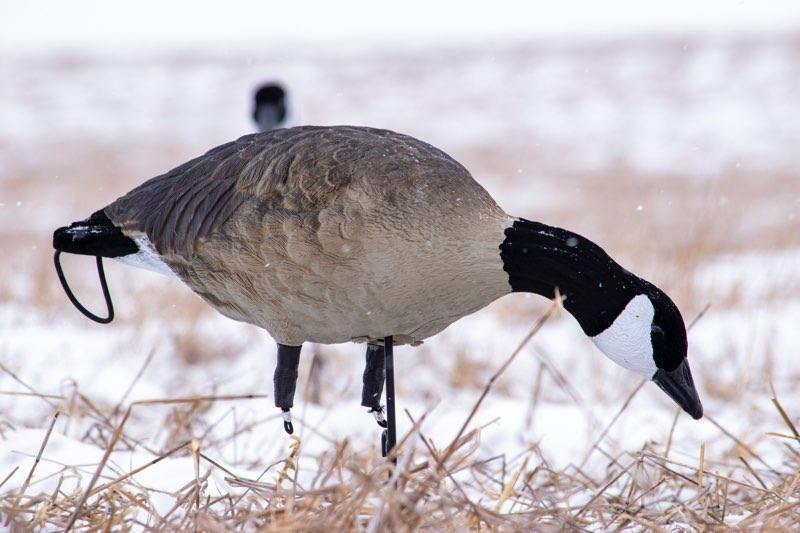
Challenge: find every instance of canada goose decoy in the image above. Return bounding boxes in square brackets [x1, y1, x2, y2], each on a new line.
[252, 83, 288, 132]
[53, 126, 703, 452]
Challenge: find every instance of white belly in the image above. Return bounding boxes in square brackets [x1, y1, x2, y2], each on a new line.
[114, 235, 175, 277]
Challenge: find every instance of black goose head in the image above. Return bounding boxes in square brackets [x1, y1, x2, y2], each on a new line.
[253, 83, 288, 132]
[591, 284, 702, 419]
[500, 218, 703, 419]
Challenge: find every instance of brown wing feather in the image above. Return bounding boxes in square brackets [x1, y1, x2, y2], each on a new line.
[104, 127, 353, 255]
[99, 125, 506, 343]
[103, 126, 471, 258]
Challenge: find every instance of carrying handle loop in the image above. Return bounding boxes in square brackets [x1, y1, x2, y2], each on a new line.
[53, 250, 115, 324]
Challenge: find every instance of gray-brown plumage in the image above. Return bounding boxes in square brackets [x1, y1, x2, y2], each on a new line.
[53, 124, 705, 427]
[104, 126, 511, 345]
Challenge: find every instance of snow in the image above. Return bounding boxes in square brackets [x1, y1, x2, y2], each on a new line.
[2, 1, 799, 51]
[694, 247, 800, 302]
[0, 428, 249, 516]
[2, 250, 799, 497]
[0, 249, 793, 494]
[3, 36, 799, 185]
[0, 7, 798, 520]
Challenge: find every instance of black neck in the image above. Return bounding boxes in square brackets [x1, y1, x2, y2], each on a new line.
[499, 218, 644, 336]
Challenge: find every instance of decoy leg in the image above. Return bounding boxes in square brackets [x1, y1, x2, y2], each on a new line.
[361, 343, 387, 428]
[383, 335, 397, 458]
[274, 343, 302, 434]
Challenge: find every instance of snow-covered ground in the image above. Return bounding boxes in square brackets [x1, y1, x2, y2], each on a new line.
[1, 245, 798, 490]
[3, 35, 800, 180]
[0, 11, 799, 526]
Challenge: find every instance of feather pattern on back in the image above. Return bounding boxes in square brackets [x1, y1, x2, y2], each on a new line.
[103, 126, 510, 344]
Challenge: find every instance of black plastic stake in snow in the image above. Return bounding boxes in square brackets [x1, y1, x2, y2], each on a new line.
[382, 336, 397, 459]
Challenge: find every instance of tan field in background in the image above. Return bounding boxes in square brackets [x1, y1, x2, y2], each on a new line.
[1, 34, 799, 529]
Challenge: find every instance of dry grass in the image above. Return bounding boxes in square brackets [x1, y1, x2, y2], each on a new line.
[2, 305, 800, 531]
[2, 39, 799, 530]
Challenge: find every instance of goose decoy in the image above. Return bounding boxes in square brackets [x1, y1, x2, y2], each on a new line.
[252, 83, 288, 132]
[53, 126, 703, 451]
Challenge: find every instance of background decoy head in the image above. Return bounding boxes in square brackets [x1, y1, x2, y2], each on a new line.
[252, 82, 288, 132]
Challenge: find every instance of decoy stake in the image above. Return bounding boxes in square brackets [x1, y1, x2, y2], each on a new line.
[382, 335, 397, 459]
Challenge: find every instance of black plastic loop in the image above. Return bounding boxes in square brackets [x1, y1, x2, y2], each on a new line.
[53, 250, 115, 324]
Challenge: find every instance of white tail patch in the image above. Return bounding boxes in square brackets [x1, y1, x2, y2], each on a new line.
[114, 235, 175, 277]
[591, 294, 657, 378]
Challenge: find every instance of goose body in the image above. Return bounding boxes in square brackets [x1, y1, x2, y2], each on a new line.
[104, 126, 509, 345]
[54, 125, 703, 423]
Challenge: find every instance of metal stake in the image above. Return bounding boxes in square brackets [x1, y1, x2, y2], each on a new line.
[382, 335, 397, 459]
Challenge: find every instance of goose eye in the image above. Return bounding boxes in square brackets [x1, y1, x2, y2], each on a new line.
[651, 324, 665, 336]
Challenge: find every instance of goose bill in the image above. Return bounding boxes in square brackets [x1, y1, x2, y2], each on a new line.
[652, 359, 703, 419]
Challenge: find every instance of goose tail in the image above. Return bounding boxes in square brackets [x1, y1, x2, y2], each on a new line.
[53, 210, 138, 258]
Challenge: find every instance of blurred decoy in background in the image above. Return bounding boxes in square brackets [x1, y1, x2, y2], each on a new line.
[252, 82, 288, 132]
[252, 81, 327, 403]
[53, 126, 703, 455]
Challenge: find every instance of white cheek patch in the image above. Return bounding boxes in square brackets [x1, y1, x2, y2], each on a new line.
[591, 294, 657, 378]
[114, 235, 175, 277]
